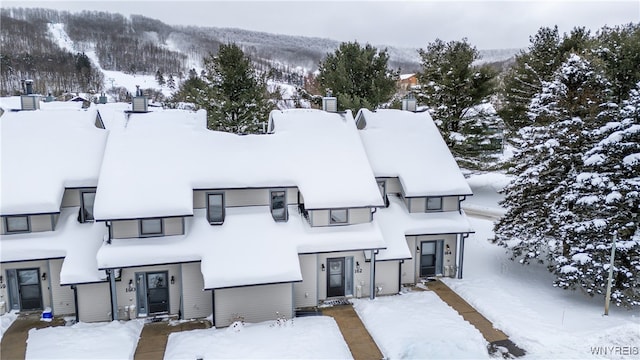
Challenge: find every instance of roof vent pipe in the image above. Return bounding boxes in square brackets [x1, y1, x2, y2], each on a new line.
[132, 85, 148, 113]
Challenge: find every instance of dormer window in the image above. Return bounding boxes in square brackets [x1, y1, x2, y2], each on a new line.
[140, 219, 163, 236]
[330, 209, 348, 224]
[270, 190, 288, 222]
[207, 193, 225, 225]
[426, 197, 443, 211]
[5, 215, 30, 233]
[80, 191, 96, 222]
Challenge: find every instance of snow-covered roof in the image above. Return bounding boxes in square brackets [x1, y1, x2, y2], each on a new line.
[357, 109, 472, 197]
[374, 196, 473, 261]
[0, 107, 108, 215]
[399, 73, 416, 81]
[94, 108, 383, 220]
[0, 207, 107, 284]
[97, 206, 386, 289]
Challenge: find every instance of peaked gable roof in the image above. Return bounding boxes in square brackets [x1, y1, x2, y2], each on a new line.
[356, 109, 471, 197]
[0, 107, 108, 215]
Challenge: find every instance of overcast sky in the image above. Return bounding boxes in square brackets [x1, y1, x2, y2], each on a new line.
[4, 0, 639, 49]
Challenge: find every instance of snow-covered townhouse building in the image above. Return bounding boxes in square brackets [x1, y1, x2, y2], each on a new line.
[355, 106, 474, 283]
[0, 98, 108, 317]
[89, 102, 393, 326]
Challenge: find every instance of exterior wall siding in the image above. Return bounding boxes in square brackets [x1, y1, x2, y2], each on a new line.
[163, 218, 184, 236]
[374, 260, 400, 296]
[401, 236, 417, 284]
[443, 196, 460, 211]
[49, 259, 75, 315]
[193, 187, 298, 209]
[309, 208, 372, 227]
[30, 214, 55, 232]
[409, 197, 426, 213]
[111, 219, 184, 239]
[317, 251, 371, 300]
[77, 282, 111, 322]
[0, 260, 52, 311]
[116, 264, 181, 319]
[181, 262, 212, 319]
[384, 177, 403, 194]
[0, 218, 4, 234]
[214, 283, 293, 327]
[111, 220, 138, 239]
[293, 254, 317, 309]
[61, 189, 81, 208]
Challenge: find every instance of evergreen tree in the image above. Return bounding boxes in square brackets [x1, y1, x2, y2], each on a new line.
[500, 26, 593, 130]
[414, 38, 497, 166]
[317, 41, 398, 111]
[171, 43, 274, 133]
[594, 23, 640, 104]
[495, 54, 608, 266]
[155, 69, 165, 86]
[556, 83, 640, 307]
[166, 74, 175, 90]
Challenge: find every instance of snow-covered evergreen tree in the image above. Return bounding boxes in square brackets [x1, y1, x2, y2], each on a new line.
[556, 82, 640, 307]
[495, 54, 608, 266]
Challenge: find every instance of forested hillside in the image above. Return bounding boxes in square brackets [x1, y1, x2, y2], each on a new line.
[0, 7, 517, 96]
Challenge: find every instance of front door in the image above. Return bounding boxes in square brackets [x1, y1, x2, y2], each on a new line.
[17, 269, 43, 310]
[327, 258, 345, 297]
[136, 271, 169, 316]
[420, 241, 443, 277]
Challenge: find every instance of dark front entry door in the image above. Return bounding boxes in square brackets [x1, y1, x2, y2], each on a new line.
[146, 272, 169, 314]
[327, 258, 345, 297]
[18, 269, 43, 310]
[420, 241, 443, 277]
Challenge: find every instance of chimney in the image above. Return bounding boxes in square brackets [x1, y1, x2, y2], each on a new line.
[131, 85, 148, 112]
[20, 79, 41, 110]
[322, 90, 337, 112]
[44, 92, 55, 103]
[401, 94, 417, 112]
[99, 92, 107, 104]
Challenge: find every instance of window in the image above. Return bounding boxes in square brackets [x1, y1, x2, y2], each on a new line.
[207, 193, 224, 224]
[5, 215, 30, 233]
[426, 197, 443, 211]
[81, 191, 96, 222]
[329, 209, 348, 224]
[270, 190, 288, 222]
[140, 219, 163, 236]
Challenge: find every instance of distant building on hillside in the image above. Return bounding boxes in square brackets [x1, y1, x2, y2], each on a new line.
[398, 73, 418, 91]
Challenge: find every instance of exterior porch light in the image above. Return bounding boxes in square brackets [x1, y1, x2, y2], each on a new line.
[41, 272, 47, 281]
[170, 275, 175, 285]
[321, 264, 325, 271]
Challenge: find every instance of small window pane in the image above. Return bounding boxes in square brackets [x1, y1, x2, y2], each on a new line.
[208, 194, 224, 224]
[271, 191, 287, 221]
[427, 197, 442, 211]
[6, 216, 29, 232]
[82, 192, 96, 222]
[330, 209, 347, 224]
[141, 219, 162, 235]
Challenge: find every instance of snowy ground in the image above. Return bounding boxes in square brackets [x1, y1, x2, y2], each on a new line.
[353, 291, 489, 359]
[0, 310, 18, 340]
[443, 217, 640, 359]
[164, 316, 352, 359]
[25, 320, 144, 360]
[445, 171, 640, 359]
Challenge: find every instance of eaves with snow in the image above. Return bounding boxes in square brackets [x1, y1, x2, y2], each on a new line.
[93, 107, 383, 220]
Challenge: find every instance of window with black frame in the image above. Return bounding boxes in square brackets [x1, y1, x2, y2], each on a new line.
[207, 193, 225, 224]
[270, 190, 288, 222]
